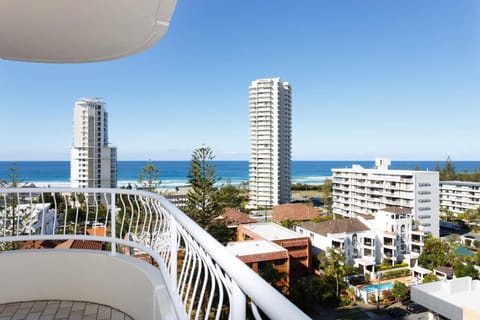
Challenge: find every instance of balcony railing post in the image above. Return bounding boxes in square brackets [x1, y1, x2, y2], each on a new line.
[110, 192, 116, 254]
[170, 215, 177, 290]
[230, 281, 246, 320]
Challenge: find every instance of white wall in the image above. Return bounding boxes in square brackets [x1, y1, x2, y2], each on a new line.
[0, 250, 176, 320]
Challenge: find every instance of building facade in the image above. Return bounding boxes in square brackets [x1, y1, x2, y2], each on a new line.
[440, 181, 480, 216]
[332, 158, 439, 237]
[294, 207, 426, 270]
[248, 78, 292, 208]
[237, 223, 311, 281]
[70, 98, 117, 189]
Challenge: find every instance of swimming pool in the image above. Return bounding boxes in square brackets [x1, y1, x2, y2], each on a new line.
[362, 282, 394, 293]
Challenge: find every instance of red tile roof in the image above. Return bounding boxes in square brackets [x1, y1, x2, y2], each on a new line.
[272, 204, 320, 222]
[55, 239, 103, 251]
[216, 208, 257, 226]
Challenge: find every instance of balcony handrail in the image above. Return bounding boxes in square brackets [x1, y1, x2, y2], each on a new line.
[0, 187, 310, 320]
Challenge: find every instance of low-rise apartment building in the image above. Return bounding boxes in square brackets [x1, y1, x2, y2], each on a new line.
[332, 158, 439, 237]
[294, 207, 426, 272]
[237, 223, 311, 280]
[226, 240, 289, 291]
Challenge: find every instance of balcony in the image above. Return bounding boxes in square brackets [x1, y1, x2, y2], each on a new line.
[0, 187, 308, 320]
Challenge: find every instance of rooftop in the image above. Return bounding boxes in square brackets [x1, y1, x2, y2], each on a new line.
[412, 277, 480, 320]
[240, 223, 303, 241]
[226, 240, 287, 257]
[272, 203, 320, 223]
[298, 219, 370, 237]
[216, 207, 257, 226]
[380, 207, 412, 214]
[440, 180, 480, 187]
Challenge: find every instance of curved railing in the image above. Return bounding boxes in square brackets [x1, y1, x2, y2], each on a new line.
[0, 188, 310, 320]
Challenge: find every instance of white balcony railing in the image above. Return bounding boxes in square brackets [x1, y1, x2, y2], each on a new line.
[0, 188, 309, 320]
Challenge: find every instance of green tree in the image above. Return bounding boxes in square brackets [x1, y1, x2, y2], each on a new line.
[206, 221, 235, 245]
[391, 281, 409, 302]
[280, 218, 295, 229]
[418, 234, 456, 269]
[440, 156, 457, 181]
[212, 180, 243, 210]
[318, 247, 347, 298]
[138, 160, 161, 191]
[455, 262, 479, 279]
[259, 262, 287, 292]
[0, 163, 26, 188]
[422, 273, 439, 283]
[321, 179, 333, 212]
[289, 277, 324, 311]
[185, 146, 220, 228]
[0, 163, 28, 250]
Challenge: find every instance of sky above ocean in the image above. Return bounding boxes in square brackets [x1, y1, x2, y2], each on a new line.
[1, 1, 479, 161]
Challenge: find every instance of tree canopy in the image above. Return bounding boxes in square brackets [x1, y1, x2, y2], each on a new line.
[418, 235, 455, 269]
[138, 160, 161, 191]
[391, 281, 409, 302]
[185, 146, 220, 228]
[422, 273, 439, 284]
[454, 262, 479, 279]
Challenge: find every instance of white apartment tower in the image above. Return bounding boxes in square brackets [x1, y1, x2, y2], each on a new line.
[70, 98, 117, 189]
[248, 78, 292, 208]
[332, 158, 440, 237]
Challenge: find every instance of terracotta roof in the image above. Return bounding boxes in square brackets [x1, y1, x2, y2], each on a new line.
[216, 208, 257, 226]
[86, 226, 108, 236]
[272, 203, 320, 222]
[55, 239, 103, 251]
[298, 218, 370, 236]
[380, 207, 411, 214]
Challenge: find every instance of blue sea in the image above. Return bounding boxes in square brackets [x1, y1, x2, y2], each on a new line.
[0, 160, 479, 188]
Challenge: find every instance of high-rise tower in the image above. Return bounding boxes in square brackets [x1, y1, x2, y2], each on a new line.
[248, 78, 292, 208]
[70, 98, 117, 189]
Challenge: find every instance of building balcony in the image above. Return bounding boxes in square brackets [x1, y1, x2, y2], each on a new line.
[0, 187, 308, 320]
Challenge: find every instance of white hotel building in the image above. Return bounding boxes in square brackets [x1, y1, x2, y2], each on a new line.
[332, 158, 439, 237]
[70, 98, 117, 189]
[248, 78, 292, 208]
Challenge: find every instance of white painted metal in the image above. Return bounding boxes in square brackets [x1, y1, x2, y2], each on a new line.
[0, 0, 177, 62]
[0, 188, 310, 320]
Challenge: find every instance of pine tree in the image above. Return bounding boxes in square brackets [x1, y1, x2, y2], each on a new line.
[440, 156, 457, 181]
[185, 146, 220, 228]
[138, 159, 161, 191]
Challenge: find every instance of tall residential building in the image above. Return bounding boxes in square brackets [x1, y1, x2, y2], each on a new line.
[332, 158, 440, 237]
[70, 98, 117, 189]
[248, 78, 292, 208]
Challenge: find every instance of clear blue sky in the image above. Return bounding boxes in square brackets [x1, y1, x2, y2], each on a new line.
[1, 0, 479, 161]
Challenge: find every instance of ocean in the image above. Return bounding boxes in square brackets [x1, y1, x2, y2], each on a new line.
[0, 160, 479, 189]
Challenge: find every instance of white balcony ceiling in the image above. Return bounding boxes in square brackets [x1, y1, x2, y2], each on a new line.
[0, 0, 177, 63]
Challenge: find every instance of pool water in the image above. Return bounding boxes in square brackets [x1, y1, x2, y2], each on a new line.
[363, 282, 394, 293]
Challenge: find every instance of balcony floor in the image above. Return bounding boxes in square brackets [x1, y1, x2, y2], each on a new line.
[0, 300, 132, 320]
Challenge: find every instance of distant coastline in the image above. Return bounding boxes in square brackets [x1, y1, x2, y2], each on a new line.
[0, 160, 479, 189]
